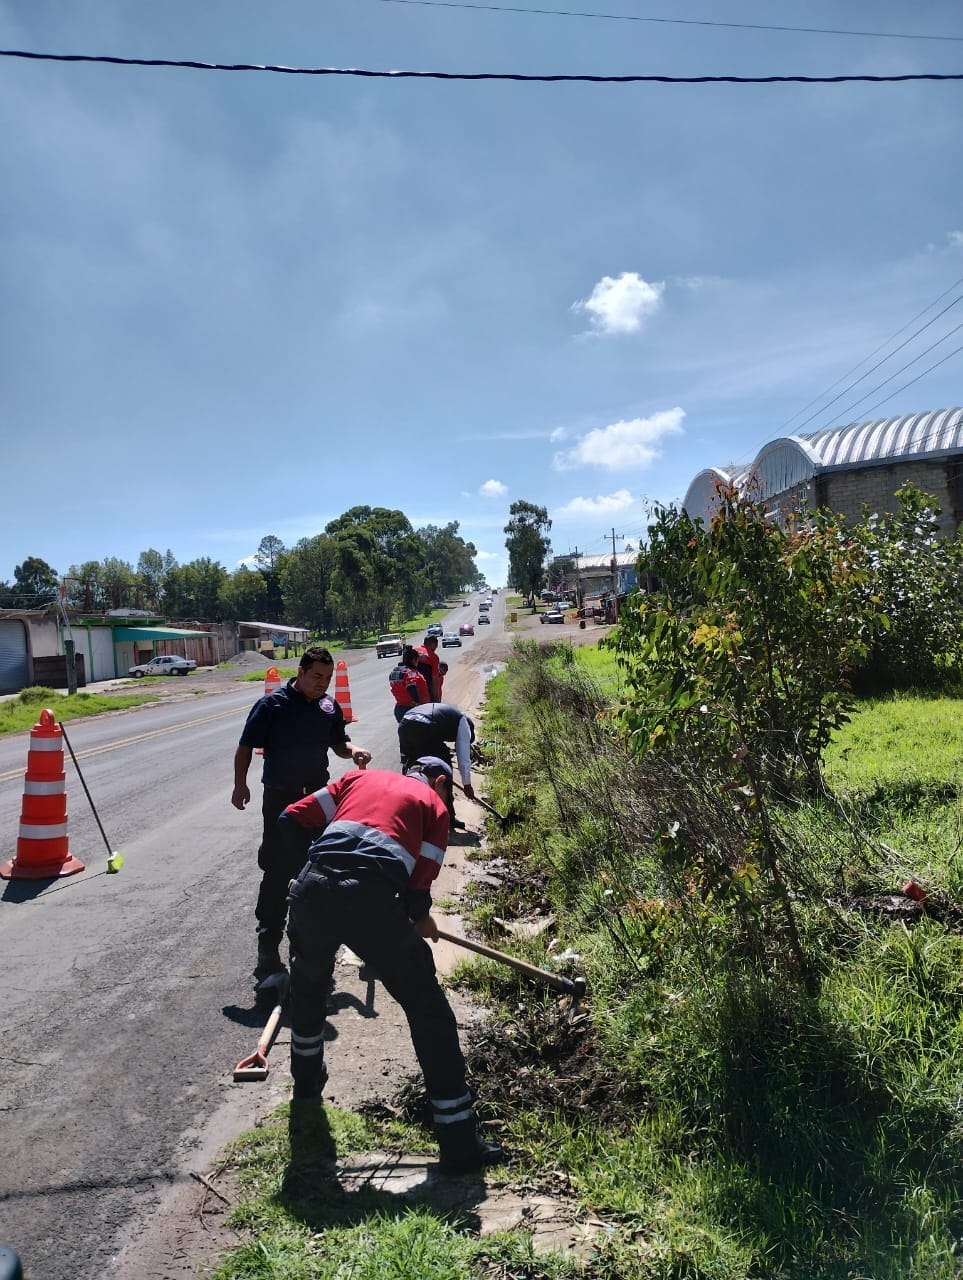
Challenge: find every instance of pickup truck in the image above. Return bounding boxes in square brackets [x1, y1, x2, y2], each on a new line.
[376, 633, 404, 659]
[128, 655, 197, 677]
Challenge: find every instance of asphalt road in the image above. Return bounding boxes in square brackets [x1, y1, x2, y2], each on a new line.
[0, 598, 501, 1280]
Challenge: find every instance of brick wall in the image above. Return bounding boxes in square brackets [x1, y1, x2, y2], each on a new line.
[819, 461, 957, 535]
[766, 462, 961, 536]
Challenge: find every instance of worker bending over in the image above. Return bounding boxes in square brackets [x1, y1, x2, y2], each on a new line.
[279, 761, 503, 1176]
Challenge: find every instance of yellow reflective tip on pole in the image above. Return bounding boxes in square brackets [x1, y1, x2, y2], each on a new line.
[106, 852, 124, 874]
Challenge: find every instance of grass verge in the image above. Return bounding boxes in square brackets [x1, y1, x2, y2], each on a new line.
[0, 685, 160, 736]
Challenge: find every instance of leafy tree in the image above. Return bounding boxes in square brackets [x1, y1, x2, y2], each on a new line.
[504, 501, 552, 606]
[64, 560, 104, 611]
[218, 565, 268, 621]
[13, 556, 59, 606]
[280, 534, 340, 635]
[163, 558, 228, 620]
[608, 489, 889, 987]
[255, 534, 286, 572]
[99, 557, 136, 610]
[853, 483, 963, 691]
[136, 549, 167, 612]
[255, 535, 287, 624]
[332, 535, 373, 641]
[612, 490, 881, 797]
[417, 522, 479, 602]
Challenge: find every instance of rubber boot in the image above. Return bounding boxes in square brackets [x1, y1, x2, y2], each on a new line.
[292, 1061, 328, 1102]
[254, 938, 285, 984]
[435, 1116, 504, 1176]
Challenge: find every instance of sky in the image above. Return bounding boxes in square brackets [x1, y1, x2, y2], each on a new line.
[2, 1, 962, 591]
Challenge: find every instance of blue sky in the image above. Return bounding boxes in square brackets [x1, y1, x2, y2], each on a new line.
[2, 1, 962, 590]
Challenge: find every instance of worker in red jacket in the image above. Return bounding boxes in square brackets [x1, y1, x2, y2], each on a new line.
[388, 646, 430, 723]
[279, 761, 503, 1176]
[415, 634, 443, 701]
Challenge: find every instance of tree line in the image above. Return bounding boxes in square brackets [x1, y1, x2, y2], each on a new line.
[0, 507, 486, 642]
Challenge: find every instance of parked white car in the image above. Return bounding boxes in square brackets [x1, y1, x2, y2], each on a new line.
[128, 655, 197, 678]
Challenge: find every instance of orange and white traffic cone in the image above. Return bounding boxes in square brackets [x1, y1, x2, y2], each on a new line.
[1, 709, 85, 880]
[255, 667, 283, 756]
[334, 660, 355, 724]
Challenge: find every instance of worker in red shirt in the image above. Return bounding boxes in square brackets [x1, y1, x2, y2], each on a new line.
[388, 646, 430, 723]
[416, 634, 442, 701]
[279, 761, 503, 1176]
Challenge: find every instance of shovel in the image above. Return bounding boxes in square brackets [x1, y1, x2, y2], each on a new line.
[436, 926, 586, 1007]
[233, 1001, 285, 1082]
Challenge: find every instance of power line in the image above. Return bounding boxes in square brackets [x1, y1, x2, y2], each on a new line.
[789, 293, 963, 435]
[372, 0, 963, 45]
[2, 48, 963, 83]
[825, 342, 963, 426]
[779, 274, 963, 434]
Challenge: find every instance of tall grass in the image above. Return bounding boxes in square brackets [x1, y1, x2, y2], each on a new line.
[473, 638, 963, 1277]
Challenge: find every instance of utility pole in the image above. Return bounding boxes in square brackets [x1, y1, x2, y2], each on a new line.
[604, 528, 626, 599]
[568, 546, 582, 606]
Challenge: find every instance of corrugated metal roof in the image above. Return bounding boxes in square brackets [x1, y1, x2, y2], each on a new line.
[801, 407, 963, 469]
[113, 626, 215, 641]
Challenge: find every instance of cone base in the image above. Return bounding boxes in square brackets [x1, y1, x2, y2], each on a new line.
[0, 854, 86, 881]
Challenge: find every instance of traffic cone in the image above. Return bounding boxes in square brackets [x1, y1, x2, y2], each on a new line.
[1, 709, 85, 880]
[255, 667, 283, 756]
[334, 660, 355, 723]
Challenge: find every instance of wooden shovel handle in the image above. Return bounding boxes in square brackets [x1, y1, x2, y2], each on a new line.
[436, 927, 576, 995]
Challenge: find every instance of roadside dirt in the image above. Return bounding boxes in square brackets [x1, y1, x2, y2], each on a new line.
[110, 608, 611, 1278]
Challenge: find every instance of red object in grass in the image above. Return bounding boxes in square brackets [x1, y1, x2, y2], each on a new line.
[902, 880, 927, 902]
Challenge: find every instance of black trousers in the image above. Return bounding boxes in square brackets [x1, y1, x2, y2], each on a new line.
[397, 721, 453, 774]
[255, 787, 314, 946]
[286, 863, 470, 1111]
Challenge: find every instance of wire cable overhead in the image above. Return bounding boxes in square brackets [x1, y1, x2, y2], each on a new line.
[2, 48, 963, 83]
[373, 0, 963, 45]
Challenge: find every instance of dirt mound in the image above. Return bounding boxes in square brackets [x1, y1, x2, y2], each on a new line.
[225, 650, 283, 669]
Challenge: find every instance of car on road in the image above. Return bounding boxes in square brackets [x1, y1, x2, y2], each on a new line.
[376, 633, 404, 659]
[442, 632, 462, 647]
[462, 599, 470, 606]
[540, 609, 565, 625]
[128, 655, 197, 677]
[477, 613, 491, 625]
[459, 622, 474, 636]
[426, 623, 444, 638]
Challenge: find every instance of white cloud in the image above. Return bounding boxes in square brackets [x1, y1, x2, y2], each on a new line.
[549, 426, 568, 443]
[553, 408, 685, 471]
[950, 231, 963, 247]
[479, 479, 507, 497]
[475, 549, 499, 561]
[572, 272, 664, 335]
[553, 489, 636, 518]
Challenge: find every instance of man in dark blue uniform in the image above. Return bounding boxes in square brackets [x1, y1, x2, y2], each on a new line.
[232, 646, 371, 984]
[398, 702, 476, 828]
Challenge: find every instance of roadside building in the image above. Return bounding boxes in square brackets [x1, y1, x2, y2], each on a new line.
[683, 407, 963, 535]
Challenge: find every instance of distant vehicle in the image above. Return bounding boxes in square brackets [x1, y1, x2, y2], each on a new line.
[462, 599, 470, 607]
[477, 613, 491, 625]
[478, 601, 491, 612]
[492, 588, 498, 594]
[540, 609, 565, 625]
[376, 633, 404, 659]
[128, 655, 197, 677]
[442, 632, 462, 648]
[426, 623, 444, 638]
[459, 622, 474, 636]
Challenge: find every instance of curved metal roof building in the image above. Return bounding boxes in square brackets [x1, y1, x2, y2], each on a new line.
[683, 408, 963, 526]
